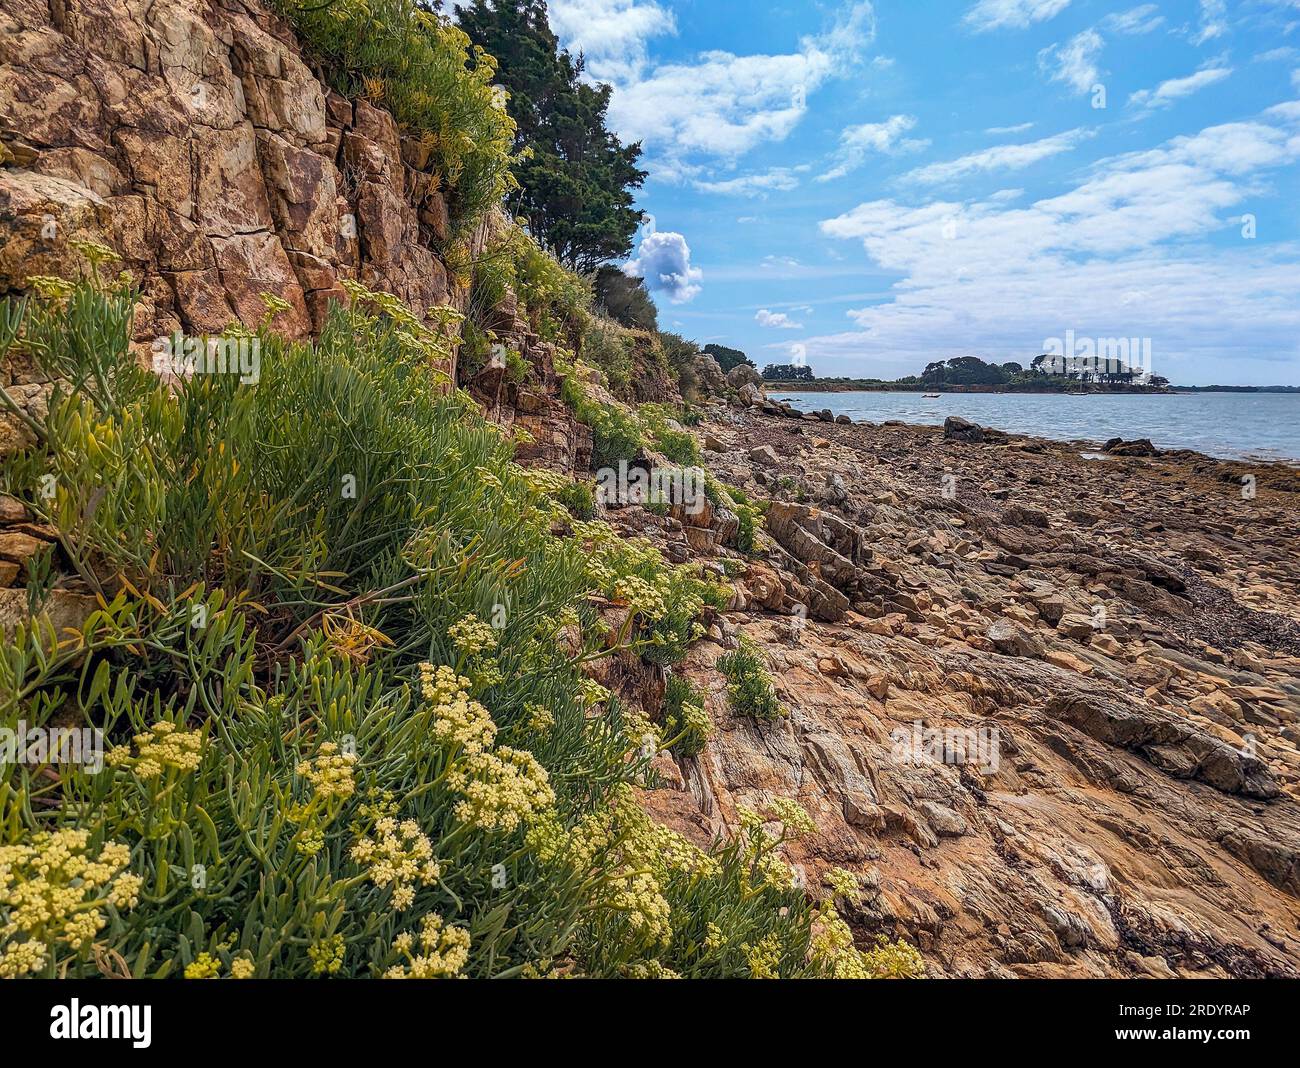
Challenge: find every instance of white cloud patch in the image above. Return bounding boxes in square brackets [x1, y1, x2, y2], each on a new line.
[986, 121, 1035, 134]
[812, 109, 1300, 381]
[963, 0, 1071, 33]
[1100, 5, 1164, 35]
[756, 309, 804, 329]
[905, 128, 1092, 185]
[548, 0, 676, 82]
[1192, 0, 1229, 46]
[694, 168, 802, 197]
[624, 229, 703, 303]
[1129, 64, 1233, 110]
[598, 2, 876, 173]
[818, 114, 928, 181]
[1038, 30, 1105, 94]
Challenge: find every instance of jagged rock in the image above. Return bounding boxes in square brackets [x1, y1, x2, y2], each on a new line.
[749, 444, 779, 466]
[944, 416, 985, 443]
[1104, 437, 1160, 457]
[737, 382, 763, 407]
[694, 354, 726, 395]
[987, 618, 1043, 657]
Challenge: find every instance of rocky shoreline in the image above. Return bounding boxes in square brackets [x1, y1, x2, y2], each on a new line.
[623, 404, 1300, 977]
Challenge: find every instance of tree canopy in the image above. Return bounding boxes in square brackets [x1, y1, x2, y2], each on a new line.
[702, 344, 754, 373]
[456, 0, 646, 273]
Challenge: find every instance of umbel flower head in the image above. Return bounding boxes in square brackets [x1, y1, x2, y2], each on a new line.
[296, 741, 358, 801]
[1, 829, 140, 978]
[349, 818, 442, 911]
[385, 913, 471, 978]
[104, 721, 203, 779]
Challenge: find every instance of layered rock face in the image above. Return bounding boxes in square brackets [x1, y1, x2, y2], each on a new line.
[630, 411, 1300, 977]
[0, 0, 460, 339]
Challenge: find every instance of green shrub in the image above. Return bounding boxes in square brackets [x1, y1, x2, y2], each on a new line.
[275, 0, 516, 229]
[0, 271, 840, 979]
[639, 404, 700, 466]
[580, 316, 635, 392]
[718, 637, 784, 722]
[662, 673, 711, 758]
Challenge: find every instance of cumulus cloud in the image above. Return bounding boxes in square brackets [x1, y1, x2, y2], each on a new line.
[1129, 65, 1233, 110]
[548, 0, 676, 82]
[963, 0, 1071, 33]
[904, 128, 1092, 185]
[1038, 30, 1105, 95]
[756, 309, 803, 329]
[811, 108, 1300, 381]
[624, 229, 703, 303]
[817, 115, 928, 181]
[600, 2, 876, 172]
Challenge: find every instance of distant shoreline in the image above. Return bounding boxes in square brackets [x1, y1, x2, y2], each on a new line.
[765, 381, 1300, 395]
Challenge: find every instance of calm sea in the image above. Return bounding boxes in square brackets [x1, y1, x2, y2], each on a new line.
[772, 391, 1300, 464]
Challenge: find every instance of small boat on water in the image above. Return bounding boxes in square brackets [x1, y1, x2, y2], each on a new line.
[923, 392, 940, 398]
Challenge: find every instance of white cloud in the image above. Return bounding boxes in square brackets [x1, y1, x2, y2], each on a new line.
[694, 168, 802, 196]
[1129, 65, 1233, 110]
[1038, 30, 1105, 94]
[604, 2, 876, 170]
[818, 114, 928, 181]
[812, 109, 1300, 382]
[1192, 0, 1229, 46]
[986, 121, 1035, 134]
[756, 309, 804, 329]
[548, 0, 676, 82]
[624, 229, 703, 303]
[904, 128, 1092, 185]
[963, 0, 1071, 33]
[1100, 5, 1164, 35]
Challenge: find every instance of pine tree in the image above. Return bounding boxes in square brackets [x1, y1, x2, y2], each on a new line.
[456, 0, 646, 272]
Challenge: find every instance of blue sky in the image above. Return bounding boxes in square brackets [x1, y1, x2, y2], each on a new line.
[546, 0, 1300, 385]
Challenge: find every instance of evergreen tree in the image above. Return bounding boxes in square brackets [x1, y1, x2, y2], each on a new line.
[456, 0, 646, 272]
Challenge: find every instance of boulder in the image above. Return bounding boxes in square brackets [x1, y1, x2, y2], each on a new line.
[1103, 437, 1160, 457]
[725, 363, 763, 390]
[748, 444, 779, 466]
[944, 416, 985, 443]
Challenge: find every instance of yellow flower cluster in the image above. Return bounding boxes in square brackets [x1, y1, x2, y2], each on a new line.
[230, 957, 255, 979]
[524, 702, 555, 734]
[295, 741, 357, 801]
[607, 869, 672, 945]
[420, 662, 497, 755]
[308, 933, 346, 976]
[623, 959, 681, 979]
[611, 575, 667, 621]
[810, 905, 926, 979]
[184, 952, 221, 979]
[384, 914, 471, 978]
[0, 830, 140, 978]
[742, 931, 784, 979]
[824, 866, 862, 905]
[448, 747, 555, 834]
[349, 818, 442, 911]
[448, 614, 499, 656]
[104, 721, 203, 779]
